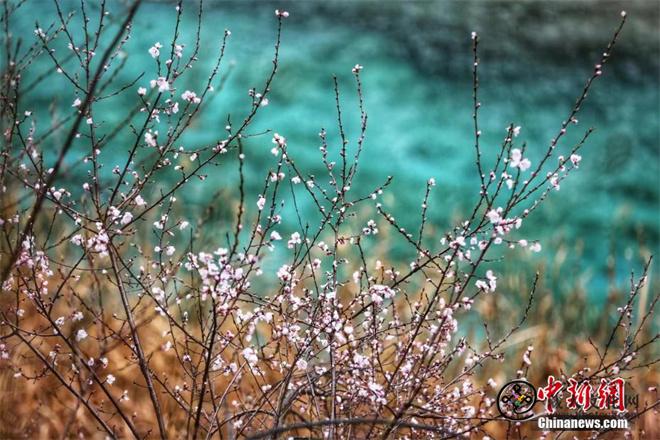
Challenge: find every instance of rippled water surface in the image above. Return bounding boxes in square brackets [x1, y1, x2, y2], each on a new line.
[11, 1, 659, 297]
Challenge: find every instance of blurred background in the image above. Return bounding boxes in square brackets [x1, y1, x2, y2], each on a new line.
[10, 0, 659, 309]
[2, 4, 658, 436]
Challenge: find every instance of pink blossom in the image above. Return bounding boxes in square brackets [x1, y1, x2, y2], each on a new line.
[181, 90, 201, 104]
[148, 42, 162, 58]
[276, 264, 292, 282]
[476, 271, 497, 292]
[509, 148, 531, 171]
[242, 347, 258, 366]
[150, 77, 169, 92]
[271, 133, 286, 156]
[295, 358, 308, 370]
[287, 232, 301, 249]
[256, 196, 266, 211]
[145, 131, 157, 147]
[369, 284, 395, 305]
[450, 236, 466, 249]
[549, 173, 560, 190]
[570, 153, 582, 167]
[486, 208, 502, 224]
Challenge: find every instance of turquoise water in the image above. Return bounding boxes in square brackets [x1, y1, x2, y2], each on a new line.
[7, 1, 659, 297]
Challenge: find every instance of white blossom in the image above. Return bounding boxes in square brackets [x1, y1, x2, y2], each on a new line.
[76, 329, 88, 341]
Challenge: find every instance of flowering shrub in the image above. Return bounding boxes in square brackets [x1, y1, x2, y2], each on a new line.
[0, 2, 656, 439]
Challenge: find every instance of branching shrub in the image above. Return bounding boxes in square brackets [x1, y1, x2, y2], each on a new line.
[0, 2, 657, 439]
